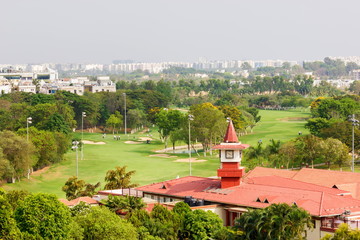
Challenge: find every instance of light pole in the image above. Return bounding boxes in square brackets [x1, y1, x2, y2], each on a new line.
[81, 112, 86, 160]
[72, 141, 79, 177]
[26, 117, 32, 179]
[348, 114, 359, 172]
[26, 117, 32, 142]
[123, 93, 127, 136]
[188, 114, 194, 176]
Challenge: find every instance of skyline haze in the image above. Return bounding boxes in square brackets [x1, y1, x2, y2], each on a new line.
[2, 0, 359, 64]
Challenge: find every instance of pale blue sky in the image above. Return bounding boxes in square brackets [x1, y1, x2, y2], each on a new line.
[1, 0, 359, 63]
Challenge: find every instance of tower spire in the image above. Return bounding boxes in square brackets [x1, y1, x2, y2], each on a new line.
[223, 120, 239, 143]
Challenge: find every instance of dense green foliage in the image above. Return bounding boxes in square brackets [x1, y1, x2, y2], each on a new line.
[235, 203, 313, 240]
[305, 96, 360, 150]
[74, 206, 138, 240]
[245, 134, 351, 169]
[0, 193, 21, 239]
[321, 223, 360, 240]
[15, 193, 72, 239]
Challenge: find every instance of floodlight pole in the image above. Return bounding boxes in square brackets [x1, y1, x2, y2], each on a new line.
[123, 93, 127, 136]
[349, 114, 359, 172]
[81, 112, 86, 160]
[26, 117, 32, 179]
[26, 117, 32, 142]
[72, 141, 79, 177]
[188, 114, 194, 176]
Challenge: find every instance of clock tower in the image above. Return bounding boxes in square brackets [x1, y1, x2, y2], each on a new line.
[213, 120, 250, 188]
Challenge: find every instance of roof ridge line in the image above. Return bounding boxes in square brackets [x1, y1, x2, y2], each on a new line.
[249, 176, 347, 193]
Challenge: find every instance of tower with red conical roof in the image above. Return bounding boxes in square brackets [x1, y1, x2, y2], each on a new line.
[213, 120, 250, 188]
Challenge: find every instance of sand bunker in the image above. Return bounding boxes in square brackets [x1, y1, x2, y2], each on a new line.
[139, 137, 153, 141]
[125, 141, 142, 144]
[149, 154, 176, 158]
[31, 166, 50, 176]
[174, 158, 207, 163]
[82, 140, 106, 145]
[278, 117, 307, 122]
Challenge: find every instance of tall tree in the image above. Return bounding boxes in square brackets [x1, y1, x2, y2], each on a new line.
[104, 166, 139, 190]
[106, 111, 123, 134]
[189, 103, 227, 155]
[155, 109, 184, 148]
[0, 131, 35, 182]
[62, 176, 100, 201]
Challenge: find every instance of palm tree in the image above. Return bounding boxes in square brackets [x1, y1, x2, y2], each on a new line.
[246, 141, 264, 166]
[122, 195, 146, 215]
[235, 203, 313, 240]
[267, 139, 281, 155]
[102, 195, 145, 216]
[104, 166, 139, 190]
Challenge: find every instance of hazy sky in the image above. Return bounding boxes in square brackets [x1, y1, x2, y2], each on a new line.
[2, 0, 360, 64]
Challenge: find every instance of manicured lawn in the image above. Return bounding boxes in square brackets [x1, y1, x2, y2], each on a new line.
[2, 109, 311, 197]
[240, 109, 310, 146]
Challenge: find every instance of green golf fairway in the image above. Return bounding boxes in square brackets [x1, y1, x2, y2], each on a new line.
[2, 109, 311, 197]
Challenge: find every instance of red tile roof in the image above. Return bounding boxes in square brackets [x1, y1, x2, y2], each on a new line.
[59, 196, 99, 207]
[212, 144, 250, 150]
[245, 176, 349, 196]
[293, 168, 360, 188]
[245, 167, 298, 179]
[136, 175, 360, 217]
[223, 120, 239, 143]
[246, 167, 360, 200]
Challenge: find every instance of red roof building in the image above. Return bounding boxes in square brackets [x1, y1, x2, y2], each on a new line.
[110, 121, 360, 239]
[59, 196, 99, 207]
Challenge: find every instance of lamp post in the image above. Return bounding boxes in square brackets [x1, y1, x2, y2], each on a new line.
[188, 114, 194, 176]
[348, 114, 359, 172]
[26, 117, 32, 142]
[123, 93, 127, 136]
[81, 112, 86, 160]
[72, 141, 79, 177]
[26, 117, 32, 179]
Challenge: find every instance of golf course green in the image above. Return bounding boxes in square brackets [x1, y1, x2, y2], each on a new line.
[2, 109, 311, 197]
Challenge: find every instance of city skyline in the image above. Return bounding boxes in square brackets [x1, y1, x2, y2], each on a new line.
[2, 0, 360, 64]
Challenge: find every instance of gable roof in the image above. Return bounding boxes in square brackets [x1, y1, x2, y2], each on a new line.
[293, 168, 360, 187]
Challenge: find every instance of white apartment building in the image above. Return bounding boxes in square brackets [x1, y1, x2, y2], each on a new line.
[18, 81, 36, 93]
[351, 69, 360, 80]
